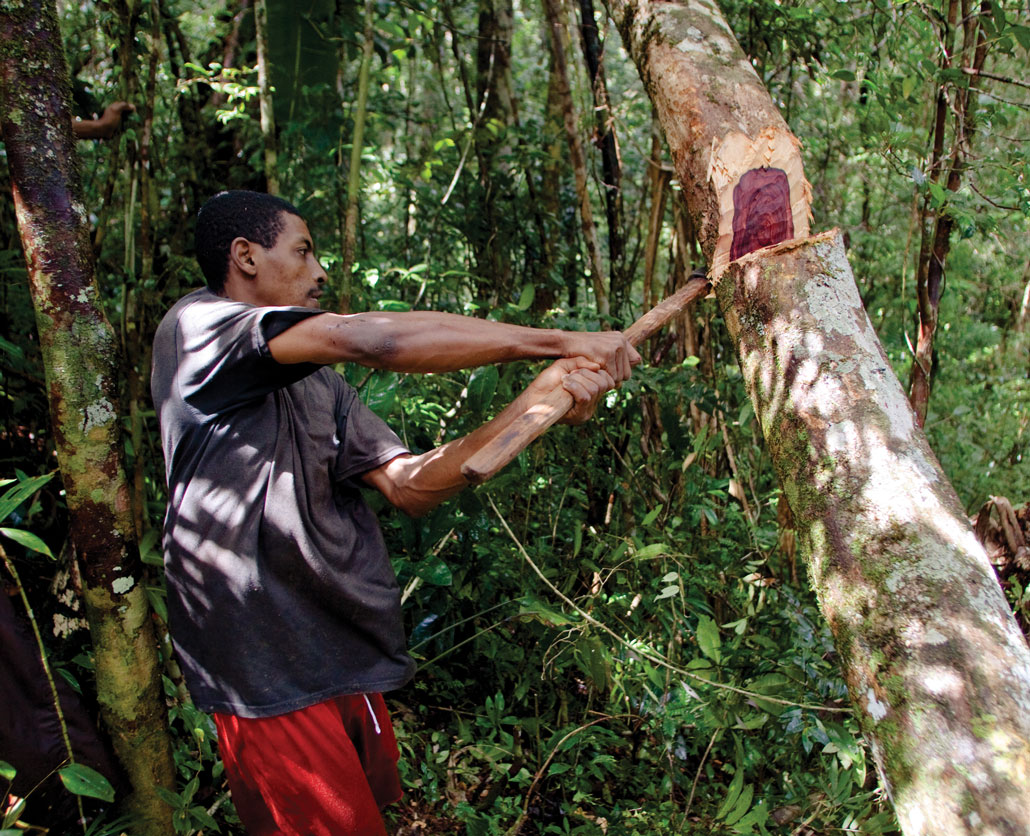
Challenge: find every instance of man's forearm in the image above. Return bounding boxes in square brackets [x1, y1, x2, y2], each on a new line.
[362, 358, 613, 516]
[362, 376, 542, 515]
[271, 311, 560, 370]
[269, 310, 636, 378]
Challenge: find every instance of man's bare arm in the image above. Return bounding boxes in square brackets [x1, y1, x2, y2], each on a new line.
[361, 358, 615, 516]
[268, 311, 639, 380]
[72, 101, 135, 140]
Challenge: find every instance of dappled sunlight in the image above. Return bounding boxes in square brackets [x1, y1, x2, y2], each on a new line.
[723, 233, 1030, 825]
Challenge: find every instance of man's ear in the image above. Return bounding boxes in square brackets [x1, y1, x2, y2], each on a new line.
[229, 237, 258, 277]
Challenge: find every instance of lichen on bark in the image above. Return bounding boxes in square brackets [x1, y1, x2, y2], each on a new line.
[716, 232, 1030, 834]
[1, 2, 176, 833]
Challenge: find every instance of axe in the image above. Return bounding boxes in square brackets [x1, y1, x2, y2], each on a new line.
[461, 275, 710, 484]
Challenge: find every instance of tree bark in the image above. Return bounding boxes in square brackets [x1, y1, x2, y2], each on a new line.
[908, 0, 988, 426]
[474, 0, 517, 302]
[0, 3, 176, 834]
[577, 0, 625, 307]
[608, 1, 1030, 832]
[254, 0, 279, 194]
[543, 0, 610, 319]
[339, 0, 375, 313]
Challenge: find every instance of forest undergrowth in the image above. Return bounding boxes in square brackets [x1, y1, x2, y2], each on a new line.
[2, 0, 1029, 833]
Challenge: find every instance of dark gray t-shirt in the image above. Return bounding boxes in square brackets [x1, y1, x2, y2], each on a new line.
[151, 289, 415, 717]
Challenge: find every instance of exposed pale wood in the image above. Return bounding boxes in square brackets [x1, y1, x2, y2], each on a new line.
[607, 1, 1030, 832]
[609, 1, 811, 279]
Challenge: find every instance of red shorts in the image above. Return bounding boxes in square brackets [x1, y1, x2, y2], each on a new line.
[213, 693, 401, 836]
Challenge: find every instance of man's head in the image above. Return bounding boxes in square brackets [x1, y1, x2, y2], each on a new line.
[194, 190, 327, 308]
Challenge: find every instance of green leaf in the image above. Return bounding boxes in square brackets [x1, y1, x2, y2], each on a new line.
[57, 763, 115, 802]
[641, 506, 662, 526]
[682, 355, 701, 367]
[155, 785, 184, 808]
[635, 543, 668, 560]
[519, 597, 574, 627]
[415, 555, 453, 586]
[0, 528, 54, 559]
[515, 284, 535, 311]
[831, 69, 856, 82]
[655, 585, 680, 600]
[189, 805, 221, 830]
[3, 798, 26, 829]
[715, 769, 744, 819]
[749, 672, 791, 715]
[696, 615, 722, 663]
[146, 585, 168, 623]
[901, 76, 917, 99]
[724, 783, 754, 825]
[733, 800, 769, 833]
[0, 761, 16, 781]
[467, 365, 499, 414]
[139, 527, 163, 566]
[575, 633, 611, 690]
[376, 299, 412, 312]
[0, 472, 55, 525]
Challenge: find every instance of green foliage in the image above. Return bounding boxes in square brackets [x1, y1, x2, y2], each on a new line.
[2, 0, 1028, 832]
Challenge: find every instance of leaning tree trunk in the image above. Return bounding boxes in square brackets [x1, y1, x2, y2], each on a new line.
[607, 1, 1030, 833]
[0, 3, 176, 834]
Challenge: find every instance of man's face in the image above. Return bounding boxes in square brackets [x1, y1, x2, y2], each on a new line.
[250, 213, 328, 308]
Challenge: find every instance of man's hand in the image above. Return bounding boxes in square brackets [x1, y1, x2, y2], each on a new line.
[72, 101, 135, 140]
[560, 331, 640, 384]
[526, 356, 617, 425]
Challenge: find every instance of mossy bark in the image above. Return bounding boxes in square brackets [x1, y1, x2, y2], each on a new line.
[0, 2, 176, 834]
[718, 233, 1030, 834]
[607, 0, 1030, 831]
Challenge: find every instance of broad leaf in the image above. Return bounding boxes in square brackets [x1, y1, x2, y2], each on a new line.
[57, 763, 115, 802]
[696, 615, 722, 663]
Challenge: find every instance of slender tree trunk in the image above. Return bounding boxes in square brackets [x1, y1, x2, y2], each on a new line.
[577, 0, 625, 307]
[1018, 257, 1030, 333]
[0, 4, 176, 834]
[543, 0, 610, 319]
[642, 123, 669, 310]
[254, 0, 279, 194]
[909, 0, 988, 426]
[474, 0, 517, 301]
[608, 1, 1030, 832]
[339, 0, 376, 313]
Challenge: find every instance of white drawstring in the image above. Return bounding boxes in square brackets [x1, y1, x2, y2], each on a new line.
[363, 693, 382, 735]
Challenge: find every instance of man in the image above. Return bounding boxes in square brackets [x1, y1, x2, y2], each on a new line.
[151, 190, 639, 835]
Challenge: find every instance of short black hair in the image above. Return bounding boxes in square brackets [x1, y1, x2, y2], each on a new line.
[194, 190, 302, 292]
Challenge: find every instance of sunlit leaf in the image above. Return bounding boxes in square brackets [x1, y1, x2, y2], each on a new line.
[0, 528, 54, 559]
[58, 763, 115, 802]
[696, 615, 722, 663]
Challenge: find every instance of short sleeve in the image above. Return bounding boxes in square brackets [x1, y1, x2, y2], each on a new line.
[334, 383, 409, 484]
[173, 294, 326, 415]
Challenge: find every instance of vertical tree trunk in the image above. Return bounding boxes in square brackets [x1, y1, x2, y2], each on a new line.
[608, 1, 1030, 832]
[339, 0, 375, 314]
[908, 0, 988, 426]
[576, 0, 625, 306]
[474, 0, 517, 300]
[254, 0, 279, 194]
[543, 0, 610, 319]
[0, 4, 176, 834]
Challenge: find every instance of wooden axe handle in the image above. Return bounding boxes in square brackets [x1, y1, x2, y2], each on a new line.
[461, 276, 709, 484]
